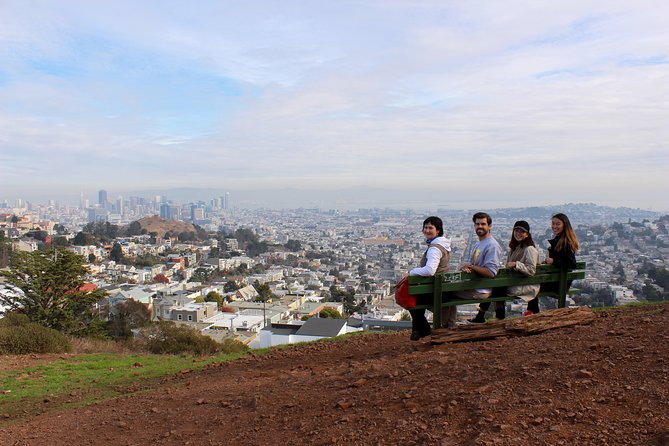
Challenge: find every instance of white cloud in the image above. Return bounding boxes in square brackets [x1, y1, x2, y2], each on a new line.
[0, 0, 667, 210]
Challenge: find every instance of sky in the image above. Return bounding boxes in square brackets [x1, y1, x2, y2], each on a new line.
[0, 1, 668, 211]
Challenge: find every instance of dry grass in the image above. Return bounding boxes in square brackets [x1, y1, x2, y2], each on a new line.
[68, 337, 134, 354]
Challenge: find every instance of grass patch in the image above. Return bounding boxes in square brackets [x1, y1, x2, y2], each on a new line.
[0, 350, 247, 423]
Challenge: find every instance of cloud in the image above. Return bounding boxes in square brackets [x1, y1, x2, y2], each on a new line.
[0, 0, 667, 210]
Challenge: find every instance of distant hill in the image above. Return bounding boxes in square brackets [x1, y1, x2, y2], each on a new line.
[136, 215, 199, 240]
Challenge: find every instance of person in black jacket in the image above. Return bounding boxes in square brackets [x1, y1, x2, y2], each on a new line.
[530, 213, 580, 314]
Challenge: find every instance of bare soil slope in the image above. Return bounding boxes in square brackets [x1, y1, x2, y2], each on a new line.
[2, 304, 669, 446]
[137, 215, 198, 240]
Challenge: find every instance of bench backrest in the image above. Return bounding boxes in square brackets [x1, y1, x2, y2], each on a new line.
[408, 261, 587, 316]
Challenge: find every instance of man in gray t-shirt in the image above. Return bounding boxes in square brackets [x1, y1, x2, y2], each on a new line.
[442, 212, 502, 327]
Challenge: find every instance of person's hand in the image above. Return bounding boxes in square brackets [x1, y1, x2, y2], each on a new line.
[461, 263, 473, 273]
[545, 257, 554, 265]
[506, 261, 516, 269]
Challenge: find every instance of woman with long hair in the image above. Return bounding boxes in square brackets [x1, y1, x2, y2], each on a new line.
[532, 213, 580, 313]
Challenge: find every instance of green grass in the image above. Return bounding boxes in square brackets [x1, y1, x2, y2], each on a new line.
[0, 351, 247, 423]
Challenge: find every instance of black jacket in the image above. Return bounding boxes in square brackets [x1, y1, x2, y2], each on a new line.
[547, 237, 577, 269]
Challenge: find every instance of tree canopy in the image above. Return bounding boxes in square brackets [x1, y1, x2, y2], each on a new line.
[0, 249, 107, 335]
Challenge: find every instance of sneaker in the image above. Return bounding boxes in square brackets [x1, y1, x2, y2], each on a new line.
[410, 330, 422, 341]
[468, 313, 486, 324]
[522, 310, 534, 316]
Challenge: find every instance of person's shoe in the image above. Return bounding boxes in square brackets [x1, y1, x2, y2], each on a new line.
[522, 310, 534, 317]
[410, 330, 422, 341]
[468, 313, 486, 324]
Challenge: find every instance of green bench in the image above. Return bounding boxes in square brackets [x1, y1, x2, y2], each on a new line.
[407, 261, 587, 328]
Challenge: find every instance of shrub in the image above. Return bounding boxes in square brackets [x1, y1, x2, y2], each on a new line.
[134, 322, 248, 356]
[0, 313, 72, 354]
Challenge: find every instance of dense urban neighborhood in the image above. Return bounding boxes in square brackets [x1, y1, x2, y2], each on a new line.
[1, 195, 667, 349]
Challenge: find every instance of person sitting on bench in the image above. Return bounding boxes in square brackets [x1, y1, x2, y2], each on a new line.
[444, 212, 502, 327]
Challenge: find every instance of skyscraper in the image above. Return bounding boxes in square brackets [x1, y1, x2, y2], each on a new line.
[98, 190, 108, 209]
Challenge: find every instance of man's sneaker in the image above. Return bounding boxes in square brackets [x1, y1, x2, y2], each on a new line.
[522, 310, 534, 316]
[410, 330, 422, 341]
[468, 313, 486, 324]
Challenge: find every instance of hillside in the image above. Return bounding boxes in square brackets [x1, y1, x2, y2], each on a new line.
[136, 215, 199, 240]
[2, 304, 669, 446]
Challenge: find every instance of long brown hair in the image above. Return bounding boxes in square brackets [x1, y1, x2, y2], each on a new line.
[509, 232, 536, 251]
[552, 213, 580, 252]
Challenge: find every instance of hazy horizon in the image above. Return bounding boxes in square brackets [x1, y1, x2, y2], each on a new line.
[2, 187, 667, 214]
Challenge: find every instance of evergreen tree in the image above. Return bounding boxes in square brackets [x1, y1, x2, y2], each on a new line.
[0, 249, 106, 335]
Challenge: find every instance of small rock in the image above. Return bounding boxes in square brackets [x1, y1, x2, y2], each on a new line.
[577, 370, 593, 378]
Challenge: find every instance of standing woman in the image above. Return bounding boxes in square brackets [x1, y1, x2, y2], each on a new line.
[532, 213, 580, 313]
[407, 216, 451, 341]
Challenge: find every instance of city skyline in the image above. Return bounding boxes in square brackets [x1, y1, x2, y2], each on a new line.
[1, 1, 668, 211]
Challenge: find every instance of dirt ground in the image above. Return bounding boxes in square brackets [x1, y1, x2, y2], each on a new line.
[1, 304, 668, 446]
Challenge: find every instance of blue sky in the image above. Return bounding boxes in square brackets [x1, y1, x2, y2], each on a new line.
[1, 1, 668, 210]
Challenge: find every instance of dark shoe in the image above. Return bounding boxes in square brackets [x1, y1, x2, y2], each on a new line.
[410, 330, 421, 341]
[495, 307, 506, 320]
[468, 313, 486, 324]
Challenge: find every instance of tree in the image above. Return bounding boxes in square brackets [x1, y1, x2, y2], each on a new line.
[153, 274, 170, 284]
[319, 308, 343, 319]
[0, 249, 107, 335]
[0, 231, 12, 268]
[253, 281, 275, 302]
[73, 231, 95, 246]
[110, 242, 124, 263]
[126, 221, 142, 236]
[205, 291, 223, 308]
[106, 300, 151, 340]
[224, 280, 240, 292]
[285, 239, 302, 252]
[53, 224, 68, 235]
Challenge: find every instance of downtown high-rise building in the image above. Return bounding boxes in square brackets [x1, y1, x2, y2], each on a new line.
[98, 190, 108, 209]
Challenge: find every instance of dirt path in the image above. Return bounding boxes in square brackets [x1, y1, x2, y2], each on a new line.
[1, 305, 669, 446]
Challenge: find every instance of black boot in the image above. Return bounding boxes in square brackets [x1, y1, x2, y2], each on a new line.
[469, 311, 486, 324]
[495, 306, 506, 320]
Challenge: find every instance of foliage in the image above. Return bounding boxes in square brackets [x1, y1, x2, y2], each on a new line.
[0, 249, 107, 336]
[126, 220, 142, 236]
[53, 223, 68, 235]
[253, 280, 275, 302]
[153, 273, 170, 284]
[73, 231, 96, 246]
[0, 313, 72, 354]
[0, 230, 12, 268]
[224, 280, 241, 292]
[82, 221, 120, 243]
[134, 322, 248, 355]
[106, 300, 152, 340]
[284, 239, 302, 252]
[110, 242, 124, 263]
[319, 308, 343, 319]
[129, 254, 162, 268]
[205, 291, 223, 307]
[234, 228, 270, 257]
